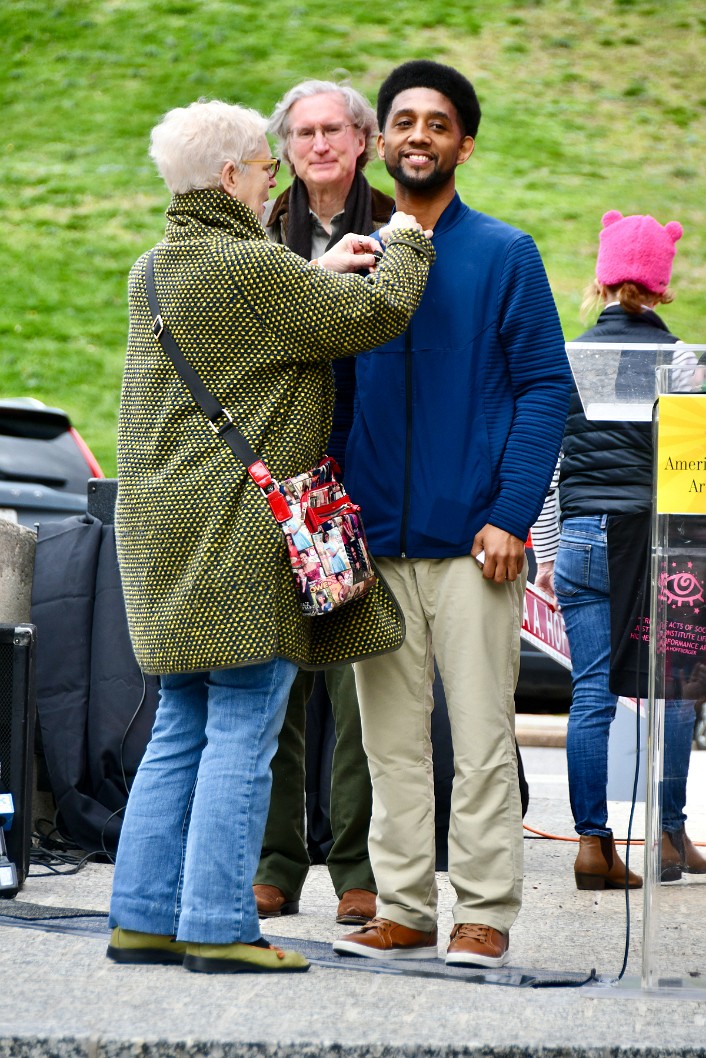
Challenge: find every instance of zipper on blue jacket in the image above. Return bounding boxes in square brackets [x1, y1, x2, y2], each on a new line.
[400, 326, 413, 558]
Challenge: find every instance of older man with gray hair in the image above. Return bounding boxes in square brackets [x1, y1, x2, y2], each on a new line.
[253, 80, 394, 927]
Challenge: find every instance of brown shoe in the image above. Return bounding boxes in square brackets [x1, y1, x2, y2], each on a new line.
[336, 889, 377, 925]
[574, 834, 643, 890]
[680, 829, 706, 873]
[445, 923, 509, 968]
[661, 828, 706, 882]
[253, 884, 299, 918]
[332, 917, 438, 960]
[661, 830, 683, 882]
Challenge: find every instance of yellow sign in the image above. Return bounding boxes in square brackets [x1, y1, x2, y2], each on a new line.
[657, 394, 706, 514]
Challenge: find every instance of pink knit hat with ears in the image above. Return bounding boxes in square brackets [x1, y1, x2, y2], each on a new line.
[596, 211, 683, 294]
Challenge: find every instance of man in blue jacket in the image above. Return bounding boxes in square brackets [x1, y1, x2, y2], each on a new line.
[333, 60, 571, 968]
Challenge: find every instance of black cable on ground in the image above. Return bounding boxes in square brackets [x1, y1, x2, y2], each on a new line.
[613, 528, 652, 983]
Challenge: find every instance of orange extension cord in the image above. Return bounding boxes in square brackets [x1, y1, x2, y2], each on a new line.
[523, 823, 706, 847]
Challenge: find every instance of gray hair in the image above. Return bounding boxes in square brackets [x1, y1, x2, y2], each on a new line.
[268, 80, 377, 171]
[149, 99, 268, 194]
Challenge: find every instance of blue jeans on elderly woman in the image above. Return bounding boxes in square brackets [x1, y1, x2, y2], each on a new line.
[555, 515, 699, 888]
[109, 659, 299, 947]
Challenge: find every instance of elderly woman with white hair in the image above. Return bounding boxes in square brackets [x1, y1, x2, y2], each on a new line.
[106, 98, 434, 974]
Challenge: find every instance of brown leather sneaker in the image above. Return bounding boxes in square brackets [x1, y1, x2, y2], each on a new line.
[253, 884, 300, 918]
[333, 917, 438, 960]
[445, 923, 510, 968]
[335, 889, 377, 925]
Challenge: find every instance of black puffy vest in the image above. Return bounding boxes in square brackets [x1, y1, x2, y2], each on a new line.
[559, 305, 678, 519]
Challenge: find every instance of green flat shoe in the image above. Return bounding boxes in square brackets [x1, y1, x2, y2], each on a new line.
[183, 939, 310, 974]
[106, 927, 187, 965]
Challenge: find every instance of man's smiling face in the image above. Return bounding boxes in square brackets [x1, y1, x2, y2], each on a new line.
[378, 86, 474, 192]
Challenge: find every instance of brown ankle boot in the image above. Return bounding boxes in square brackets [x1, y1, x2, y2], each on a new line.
[661, 830, 683, 882]
[574, 834, 643, 890]
[681, 829, 706, 874]
[661, 828, 706, 882]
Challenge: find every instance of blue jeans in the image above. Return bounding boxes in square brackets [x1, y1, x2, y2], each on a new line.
[663, 697, 694, 835]
[555, 515, 692, 836]
[109, 658, 297, 943]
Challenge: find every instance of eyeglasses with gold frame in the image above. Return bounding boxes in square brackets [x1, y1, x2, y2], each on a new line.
[242, 157, 281, 178]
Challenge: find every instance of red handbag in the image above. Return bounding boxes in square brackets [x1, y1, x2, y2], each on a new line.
[276, 457, 376, 617]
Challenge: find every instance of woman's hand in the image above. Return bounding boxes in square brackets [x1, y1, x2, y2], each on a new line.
[314, 214, 433, 274]
[379, 211, 434, 244]
[534, 560, 557, 606]
[316, 234, 381, 274]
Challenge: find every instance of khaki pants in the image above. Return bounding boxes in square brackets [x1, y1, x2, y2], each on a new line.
[354, 555, 525, 934]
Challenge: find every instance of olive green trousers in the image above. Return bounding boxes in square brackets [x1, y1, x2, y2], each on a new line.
[254, 663, 376, 900]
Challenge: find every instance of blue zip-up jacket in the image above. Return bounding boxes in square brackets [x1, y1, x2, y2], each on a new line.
[345, 194, 572, 558]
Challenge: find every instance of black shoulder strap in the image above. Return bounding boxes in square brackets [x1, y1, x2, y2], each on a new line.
[144, 249, 261, 470]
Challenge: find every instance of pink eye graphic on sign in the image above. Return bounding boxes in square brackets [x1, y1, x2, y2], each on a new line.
[653, 556, 706, 671]
[659, 563, 704, 611]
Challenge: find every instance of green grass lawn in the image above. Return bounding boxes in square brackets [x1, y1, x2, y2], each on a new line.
[2, 0, 705, 474]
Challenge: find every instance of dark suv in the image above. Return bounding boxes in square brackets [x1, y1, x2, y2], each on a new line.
[0, 399, 103, 528]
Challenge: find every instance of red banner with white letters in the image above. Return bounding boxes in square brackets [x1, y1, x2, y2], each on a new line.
[521, 582, 572, 670]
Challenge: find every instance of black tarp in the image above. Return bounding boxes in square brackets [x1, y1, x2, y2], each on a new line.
[30, 514, 158, 855]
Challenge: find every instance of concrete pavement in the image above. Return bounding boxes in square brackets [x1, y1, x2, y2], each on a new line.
[516, 711, 568, 748]
[1, 746, 705, 1058]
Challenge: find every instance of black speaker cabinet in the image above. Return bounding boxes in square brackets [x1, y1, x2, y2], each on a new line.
[0, 624, 36, 891]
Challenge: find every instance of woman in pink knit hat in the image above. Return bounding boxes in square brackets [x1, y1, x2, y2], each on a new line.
[542, 211, 706, 889]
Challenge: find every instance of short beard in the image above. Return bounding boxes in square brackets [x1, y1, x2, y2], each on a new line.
[387, 158, 455, 192]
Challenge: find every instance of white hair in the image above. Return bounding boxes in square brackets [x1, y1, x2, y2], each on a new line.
[149, 99, 268, 194]
[268, 80, 377, 170]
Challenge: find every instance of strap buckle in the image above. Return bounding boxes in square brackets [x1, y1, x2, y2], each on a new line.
[248, 460, 273, 489]
[208, 408, 234, 435]
[152, 315, 164, 340]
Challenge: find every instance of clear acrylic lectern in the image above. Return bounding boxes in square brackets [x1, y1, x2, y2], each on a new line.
[643, 361, 706, 995]
[565, 343, 706, 996]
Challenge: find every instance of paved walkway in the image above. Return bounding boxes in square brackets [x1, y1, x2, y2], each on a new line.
[1, 747, 705, 1058]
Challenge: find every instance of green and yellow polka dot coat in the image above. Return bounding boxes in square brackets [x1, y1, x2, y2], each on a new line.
[116, 189, 434, 675]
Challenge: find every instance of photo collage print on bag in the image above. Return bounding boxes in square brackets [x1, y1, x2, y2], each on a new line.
[279, 459, 375, 616]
